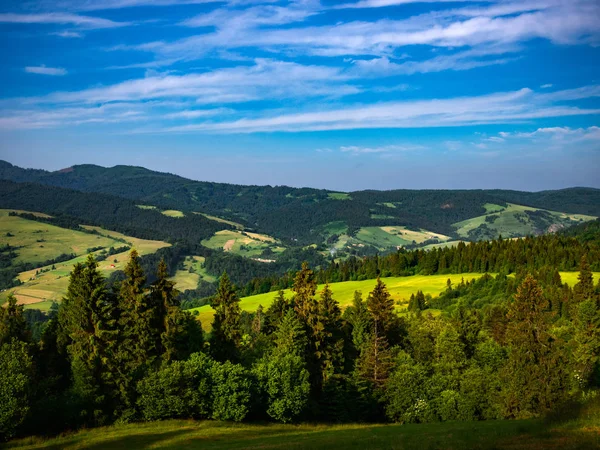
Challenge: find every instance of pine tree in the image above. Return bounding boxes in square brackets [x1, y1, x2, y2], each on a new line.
[367, 277, 401, 344]
[0, 294, 30, 345]
[345, 291, 372, 353]
[293, 262, 318, 325]
[264, 290, 291, 333]
[501, 275, 568, 418]
[58, 255, 119, 424]
[574, 255, 594, 302]
[314, 284, 344, 383]
[211, 272, 242, 362]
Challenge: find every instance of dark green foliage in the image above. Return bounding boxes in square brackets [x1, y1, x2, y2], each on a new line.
[501, 275, 569, 418]
[210, 272, 242, 362]
[0, 294, 30, 345]
[0, 340, 33, 441]
[58, 255, 119, 425]
[137, 353, 212, 421]
[209, 360, 252, 421]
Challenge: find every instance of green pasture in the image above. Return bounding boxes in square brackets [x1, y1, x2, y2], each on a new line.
[7, 397, 600, 450]
[171, 256, 216, 291]
[0, 210, 123, 266]
[201, 230, 284, 259]
[327, 192, 352, 200]
[161, 210, 185, 218]
[354, 226, 451, 250]
[453, 203, 596, 239]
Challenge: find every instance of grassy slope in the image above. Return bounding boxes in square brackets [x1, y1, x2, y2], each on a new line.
[453, 203, 596, 238]
[1, 222, 170, 308]
[201, 230, 285, 259]
[7, 398, 600, 449]
[191, 272, 599, 331]
[171, 256, 216, 291]
[161, 210, 185, 218]
[0, 210, 121, 265]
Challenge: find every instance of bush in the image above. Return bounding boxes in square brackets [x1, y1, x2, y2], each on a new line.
[0, 340, 33, 440]
[137, 353, 213, 421]
[253, 352, 310, 423]
[210, 361, 252, 422]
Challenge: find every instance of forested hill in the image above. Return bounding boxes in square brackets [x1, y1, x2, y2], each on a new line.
[1, 160, 599, 245]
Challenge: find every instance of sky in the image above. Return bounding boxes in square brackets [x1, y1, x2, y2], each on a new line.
[0, 0, 599, 192]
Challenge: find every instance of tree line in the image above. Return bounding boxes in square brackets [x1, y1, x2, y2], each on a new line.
[2, 251, 599, 440]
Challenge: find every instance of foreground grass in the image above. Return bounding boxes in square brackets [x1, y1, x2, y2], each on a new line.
[7, 407, 600, 450]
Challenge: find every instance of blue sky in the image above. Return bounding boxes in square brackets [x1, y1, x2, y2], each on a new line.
[0, 0, 599, 191]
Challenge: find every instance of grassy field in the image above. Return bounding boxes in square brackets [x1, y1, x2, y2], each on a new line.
[201, 230, 285, 259]
[170, 256, 216, 291]
[190, 272, 599, 331]
[1, 223, 170, 308]
[7, 398, 600, 449]
[195, 213, 245, 230]
[161, 210, 185, 218]
[0, 210, 122, 266]
[453, 203, 596, 239]
[327, 192, 352, 200]
[190, 273, 488, 330]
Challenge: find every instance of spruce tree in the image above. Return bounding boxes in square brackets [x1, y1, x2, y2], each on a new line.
[210, 272, 242, 362]
[344, 291, 372, 353]
[574, 256, 594, 302]
[0, 294, 30, 345]
[501, 275, 568, 418]
[293, 262, 318, 325]
[314, 284, 345, 383]
[58, 255, 119, 424]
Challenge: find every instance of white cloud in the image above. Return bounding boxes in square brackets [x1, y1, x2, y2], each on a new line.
[143, 85, 600, 133]
[25, 66, 68, 76]
[541, 83, 553, 88]
[0, 12, 128, 28]
[340, 144, 424, 155]
[33, 59, 355, 105]
[51, 30, 84, 38]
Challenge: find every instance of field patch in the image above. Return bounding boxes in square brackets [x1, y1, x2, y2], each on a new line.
[0, 210, 123, 266]
[190, 273, 489, 330]
[1, 223, 170, 308]
[201, 230, 285, 259]
[170, 256, 216, 291]
[328, 192, 352, 200]
[453, 203, 596, 240]
[353, 226, 451, 250]
[161, 209, 185, 218]
[195, 213, 244, 230]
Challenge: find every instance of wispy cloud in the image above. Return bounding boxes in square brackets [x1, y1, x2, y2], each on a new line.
[340, 144, 425, 155]
[51, 30, 84, 38]
[0, 12, 128, 28]
[24, 66, 68, 76]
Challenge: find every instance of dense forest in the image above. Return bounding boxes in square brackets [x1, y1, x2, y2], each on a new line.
[2, 160, 600, 244]
[241, 220, 600, 297]
[2, 244, 599, 441]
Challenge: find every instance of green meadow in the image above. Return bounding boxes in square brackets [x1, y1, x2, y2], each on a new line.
[7, 397, 600, 450]
[201, 230, 285, 259]
[171, 256, 217, 291]
[1, 221, 170, 308]
[0, 210, 122, 266]
[453, 203, 596, 238]
[190, 271, 598, 331]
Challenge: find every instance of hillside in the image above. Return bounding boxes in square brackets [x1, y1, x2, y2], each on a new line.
[1, 161, 598, 250]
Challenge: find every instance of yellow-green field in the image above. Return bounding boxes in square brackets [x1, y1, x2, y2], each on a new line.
[190, 272, 598, 331]
[170, 256, 217, 291]
[195, 213, 245, 230]
[0, 210, 122, 266]
[201, 230, 285, 259]
[161, 209, 185, 218]
[7, 397, 600, 449]
[1, 222, 170, 308]
[190, 273, 487, 330]
[453, 203, 596, 238]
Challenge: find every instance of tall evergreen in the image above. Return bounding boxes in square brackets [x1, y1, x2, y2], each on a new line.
[501, 275, 568, 418]
[0, 294, 30, 345]
[210, 272, 242, 362]
[58, 255, 119, 424]
[314, 284, 345, 383]
[293, 262, 318, 325]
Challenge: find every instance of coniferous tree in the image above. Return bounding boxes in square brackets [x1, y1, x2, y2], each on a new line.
[574, 255, 595, 302]
[0, 294, 30, 345]
[293, 262, 318, 325]
[344, 291, 372, 354]
[264, 290, 291, 334]
[314, 284, 345, 383]
[501, 275, 568, 418]
[211, 272, 242, 362]
[58, 255, 119, 424]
